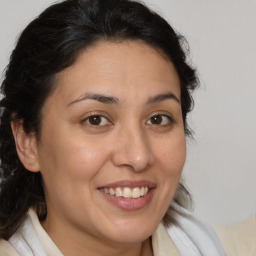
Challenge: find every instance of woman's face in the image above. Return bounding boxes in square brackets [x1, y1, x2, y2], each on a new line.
[35, 41, 186, 246]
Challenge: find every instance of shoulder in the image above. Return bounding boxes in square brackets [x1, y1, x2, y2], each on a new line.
[0, 239, 19, 256]
[215, 215, 256, 256]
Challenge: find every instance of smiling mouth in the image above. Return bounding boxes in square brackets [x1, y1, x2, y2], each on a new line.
[98, 181, 155, 210]
[99, 186, 149, 199]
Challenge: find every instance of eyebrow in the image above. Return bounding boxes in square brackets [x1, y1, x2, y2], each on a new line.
[67, 91, 180, 107]
[67, 92, 120, 107]
[146, 92, 180, 104]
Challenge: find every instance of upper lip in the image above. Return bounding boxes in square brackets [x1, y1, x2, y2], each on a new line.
[98, 180, 156, 189]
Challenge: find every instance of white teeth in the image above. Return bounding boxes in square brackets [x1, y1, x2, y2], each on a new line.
[101, 186, 149, 198]
[140, 187, 145, 196]
[132, 187, 141, 198]
[116, 187, 122, 197]
[123, 187, 132, 198]
[109, 188, 115, 195]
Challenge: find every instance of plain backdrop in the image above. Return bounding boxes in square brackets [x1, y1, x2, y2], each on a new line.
[0, 0, 255, 225]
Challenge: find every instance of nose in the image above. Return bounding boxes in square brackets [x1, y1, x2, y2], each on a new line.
[111, 125, 154, 172]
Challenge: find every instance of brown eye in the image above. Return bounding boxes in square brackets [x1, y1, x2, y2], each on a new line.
[150, 115, 163, 124]
[84, 115, 109, 126]
[147, 114, 172, 125]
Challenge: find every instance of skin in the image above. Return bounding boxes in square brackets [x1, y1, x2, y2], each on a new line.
[12, 40, 186, 256]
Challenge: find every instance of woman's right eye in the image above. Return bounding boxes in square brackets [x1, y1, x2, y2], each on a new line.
[82, 115, 110, 126]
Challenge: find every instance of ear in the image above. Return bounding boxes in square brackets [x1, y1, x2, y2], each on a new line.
[11, 120, 40, 172]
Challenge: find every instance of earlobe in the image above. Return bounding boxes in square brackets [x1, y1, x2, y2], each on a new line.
[11, 120, 40, 172]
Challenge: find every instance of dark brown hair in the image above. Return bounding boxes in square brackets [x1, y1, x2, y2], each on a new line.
[0, 0, 198, 239]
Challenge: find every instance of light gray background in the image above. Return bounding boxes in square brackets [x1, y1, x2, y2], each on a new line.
[0, 0, 255, 225]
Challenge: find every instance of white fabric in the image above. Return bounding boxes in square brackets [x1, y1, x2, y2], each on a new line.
[8, 215, 47, 256]
[168, 202, 226, 256]
[28, 209, 63, 256]
[3, 204, 225, 256]
[215, 214, 256, 256]
[152, 223, 180, 256]
[8, 209, 63, 256]
[0, 239, 19, 256]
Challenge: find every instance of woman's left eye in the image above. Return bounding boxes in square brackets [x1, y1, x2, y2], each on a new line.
[146, 114, 173, 126]
[82, 115, 110, 126]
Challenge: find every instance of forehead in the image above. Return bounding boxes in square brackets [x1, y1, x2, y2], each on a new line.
[48, 40, 181, 106]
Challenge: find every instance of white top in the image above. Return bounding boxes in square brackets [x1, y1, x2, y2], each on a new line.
[215, 214, 256, 256]
[0, 203, 225, 256]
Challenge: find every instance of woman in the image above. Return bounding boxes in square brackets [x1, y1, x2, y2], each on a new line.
[0, 0, 225, 255]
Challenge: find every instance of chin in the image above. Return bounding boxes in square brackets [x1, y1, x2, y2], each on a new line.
[109, 231, 151, 244]
[104, 219, 158, 244]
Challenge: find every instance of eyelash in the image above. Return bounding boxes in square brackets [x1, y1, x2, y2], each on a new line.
[146, 114, 174, 126]
[81, 114, 111, 126]
[81, 113, 174, 127]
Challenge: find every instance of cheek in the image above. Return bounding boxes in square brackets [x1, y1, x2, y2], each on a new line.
[38, 135, 111, 216]
[37, 129, 110, 189]
[151, 133, 186, 220]
[156, 133, 186, 178]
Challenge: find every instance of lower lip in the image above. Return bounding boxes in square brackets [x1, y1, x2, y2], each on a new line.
[99, 189, 155, 211]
